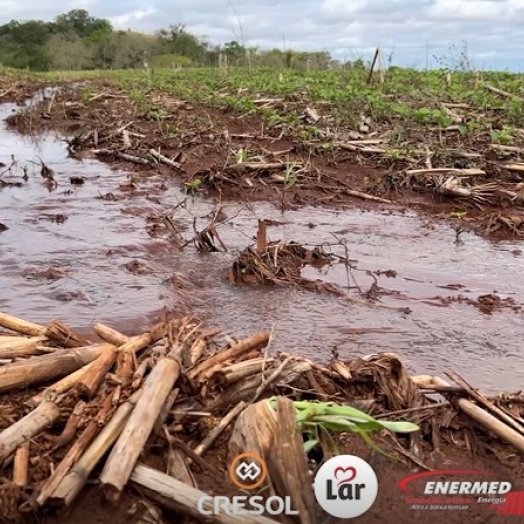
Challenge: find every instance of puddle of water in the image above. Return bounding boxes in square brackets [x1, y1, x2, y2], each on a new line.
[1, 99, 523, 394]
[157, 205, 524, 394]
[0, 99, 180, 331]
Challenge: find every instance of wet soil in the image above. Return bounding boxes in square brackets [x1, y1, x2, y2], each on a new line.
[1, 92, 524, 393]
[8, 81, 524, 241]
[2, 80, 524, 524]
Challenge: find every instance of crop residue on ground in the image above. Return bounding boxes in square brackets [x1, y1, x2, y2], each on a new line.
[1, 66, 524, 524]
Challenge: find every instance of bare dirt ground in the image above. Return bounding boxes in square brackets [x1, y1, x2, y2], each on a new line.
[1, 76, 524, 524]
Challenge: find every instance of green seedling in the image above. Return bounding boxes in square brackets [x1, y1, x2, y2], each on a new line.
[283, 163, 300, 189]
[267, 398, 419, 457]
[451, 211, 467, 244]
[184, 178, 202, 193]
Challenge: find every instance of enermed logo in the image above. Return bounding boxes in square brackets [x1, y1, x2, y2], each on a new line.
[197, 452, 298, 517]
[314, 454, 379, 519]
[398, 469, 524, 515]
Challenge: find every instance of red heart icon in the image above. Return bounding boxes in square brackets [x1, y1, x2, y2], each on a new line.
[334, 466, 357, 486]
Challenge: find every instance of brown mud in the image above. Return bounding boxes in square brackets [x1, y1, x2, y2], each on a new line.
[1, 84, 524, 393]
[1, 78, 524, 524]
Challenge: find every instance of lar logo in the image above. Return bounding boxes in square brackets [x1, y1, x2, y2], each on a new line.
[314, 455, 378, 519]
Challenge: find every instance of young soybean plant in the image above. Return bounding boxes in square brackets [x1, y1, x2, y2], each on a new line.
[267, 398, 419, 455]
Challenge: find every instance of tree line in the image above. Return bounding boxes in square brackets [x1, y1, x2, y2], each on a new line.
[0, 9, 360, 71]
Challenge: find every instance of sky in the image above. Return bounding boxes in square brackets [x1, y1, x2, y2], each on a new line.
[1, 0, 524, 70]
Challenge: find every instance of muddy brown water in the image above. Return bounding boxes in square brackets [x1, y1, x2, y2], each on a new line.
[1, 100, 523, 394]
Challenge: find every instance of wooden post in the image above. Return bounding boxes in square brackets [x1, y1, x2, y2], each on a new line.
[367, 47, 380, 84]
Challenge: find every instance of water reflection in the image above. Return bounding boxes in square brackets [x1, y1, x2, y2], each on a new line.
[1, 100, 523, 394]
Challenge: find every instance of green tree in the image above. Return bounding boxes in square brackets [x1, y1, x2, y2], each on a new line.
[83, 27, 115, 69]
[111, 31, 156, 69]
[54, 9, 112, 38]
[223, 41, 245, 65]
[46, 33, 92, 70]
[156, 24, 215, 65]
[0, 20, 54, 70]
[0, 9, 334, 72]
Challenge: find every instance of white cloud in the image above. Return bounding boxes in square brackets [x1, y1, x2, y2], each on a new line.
[427, 0, 519, 21]
[110, 7, 158, 29]
[65, 0, 98, 10]
[320, 0, 370, 18]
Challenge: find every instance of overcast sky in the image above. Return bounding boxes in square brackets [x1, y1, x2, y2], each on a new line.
[2, 0, 524, 70]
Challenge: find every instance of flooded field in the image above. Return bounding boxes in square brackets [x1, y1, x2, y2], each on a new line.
[1, 99, 523, 394]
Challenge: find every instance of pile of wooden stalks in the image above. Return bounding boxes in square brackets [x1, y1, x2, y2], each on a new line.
[1, 310, 524, 524]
